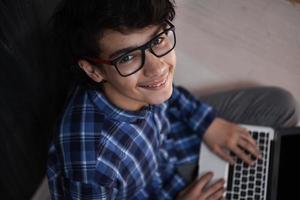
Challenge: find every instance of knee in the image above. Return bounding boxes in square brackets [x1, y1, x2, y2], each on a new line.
[264, 87, 296, 106]
[263, 86, 299, 125]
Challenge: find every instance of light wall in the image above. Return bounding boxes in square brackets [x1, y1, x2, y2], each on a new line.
[174, 0, 300, 107]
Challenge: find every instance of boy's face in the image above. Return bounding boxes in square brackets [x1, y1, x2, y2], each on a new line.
[80, 24, 176, 111]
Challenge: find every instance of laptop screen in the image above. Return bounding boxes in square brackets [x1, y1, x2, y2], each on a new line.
[276, 133, 300, 199]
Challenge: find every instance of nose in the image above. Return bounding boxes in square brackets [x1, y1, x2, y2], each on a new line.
[143, 51, 168, 77]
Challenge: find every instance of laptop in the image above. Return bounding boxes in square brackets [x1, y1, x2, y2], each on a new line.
[198, 124, 300, 200]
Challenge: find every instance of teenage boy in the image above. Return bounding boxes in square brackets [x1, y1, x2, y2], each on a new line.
[47, 0, 298, 199]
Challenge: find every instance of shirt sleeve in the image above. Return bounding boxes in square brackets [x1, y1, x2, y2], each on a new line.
[48, 175, 118, 200]
[167, 85, 216, 136]
[47, 143, 119, 200]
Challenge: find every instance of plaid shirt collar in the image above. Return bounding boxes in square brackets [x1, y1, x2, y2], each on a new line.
[87, 86, 154, 123]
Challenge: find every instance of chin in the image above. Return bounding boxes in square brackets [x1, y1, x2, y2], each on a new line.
[148, 84, 173, 105]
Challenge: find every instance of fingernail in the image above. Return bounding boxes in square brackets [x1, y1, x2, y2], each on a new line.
[207, 172, 213, 176]
[259, 154, 263, 159]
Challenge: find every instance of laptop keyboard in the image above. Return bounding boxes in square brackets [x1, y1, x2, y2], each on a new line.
[225, 131, 271, 200]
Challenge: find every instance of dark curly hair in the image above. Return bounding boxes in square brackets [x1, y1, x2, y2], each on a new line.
[51, 0, 176, 67]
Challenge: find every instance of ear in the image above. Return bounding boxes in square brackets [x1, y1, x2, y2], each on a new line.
[78, 59, 105, 83]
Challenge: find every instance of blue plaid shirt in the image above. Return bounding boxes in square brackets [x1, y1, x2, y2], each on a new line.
[47, 85, 216, 199]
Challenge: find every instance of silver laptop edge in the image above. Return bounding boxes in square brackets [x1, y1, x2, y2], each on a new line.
[198, 124, 274, 199]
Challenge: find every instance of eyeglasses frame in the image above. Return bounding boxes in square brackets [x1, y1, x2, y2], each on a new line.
[84, 21, 176, 77]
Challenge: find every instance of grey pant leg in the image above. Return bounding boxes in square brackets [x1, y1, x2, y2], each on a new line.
[201, 86, 299, 128]
[177, 86, 299, 184]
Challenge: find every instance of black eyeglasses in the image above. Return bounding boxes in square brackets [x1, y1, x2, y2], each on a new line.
[85, 21, 176, 77]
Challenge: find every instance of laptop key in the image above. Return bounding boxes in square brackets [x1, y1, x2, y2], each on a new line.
[224, 128, 271, 200]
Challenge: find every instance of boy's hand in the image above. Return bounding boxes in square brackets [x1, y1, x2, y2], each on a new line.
[203, 118, 261, 165]
[176, 172, 225, 200]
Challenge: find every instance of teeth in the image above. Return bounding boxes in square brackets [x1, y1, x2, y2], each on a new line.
[142, 79, 167, 88]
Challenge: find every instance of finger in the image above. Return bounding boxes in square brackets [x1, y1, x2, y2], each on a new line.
[204, 179, 225, 199]
[207, 188, 225, 200]
[207, 191, 225, 200]
[239, 128, 256, 145]
[218, 197, 225, 200]
[180, 172, 213, 197]
[214, 146, 235, 165]
[193, 172, 214, 191]
[237, 128, 262, 159]
[239, 129, 257, 146]
[238, 137, 261, 160]
[232, 145, 254, 165]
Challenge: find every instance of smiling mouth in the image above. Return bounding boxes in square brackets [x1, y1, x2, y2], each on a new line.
[140, 74, 168, 89]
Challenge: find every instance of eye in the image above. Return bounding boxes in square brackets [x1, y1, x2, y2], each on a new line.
[119, 54, 134, 64]
[152, 36, 165, 46]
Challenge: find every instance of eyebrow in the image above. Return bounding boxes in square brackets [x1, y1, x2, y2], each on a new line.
[108, 24, 166, 59]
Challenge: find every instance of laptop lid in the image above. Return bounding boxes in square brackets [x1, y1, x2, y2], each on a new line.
[270, 127, 300, 200]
